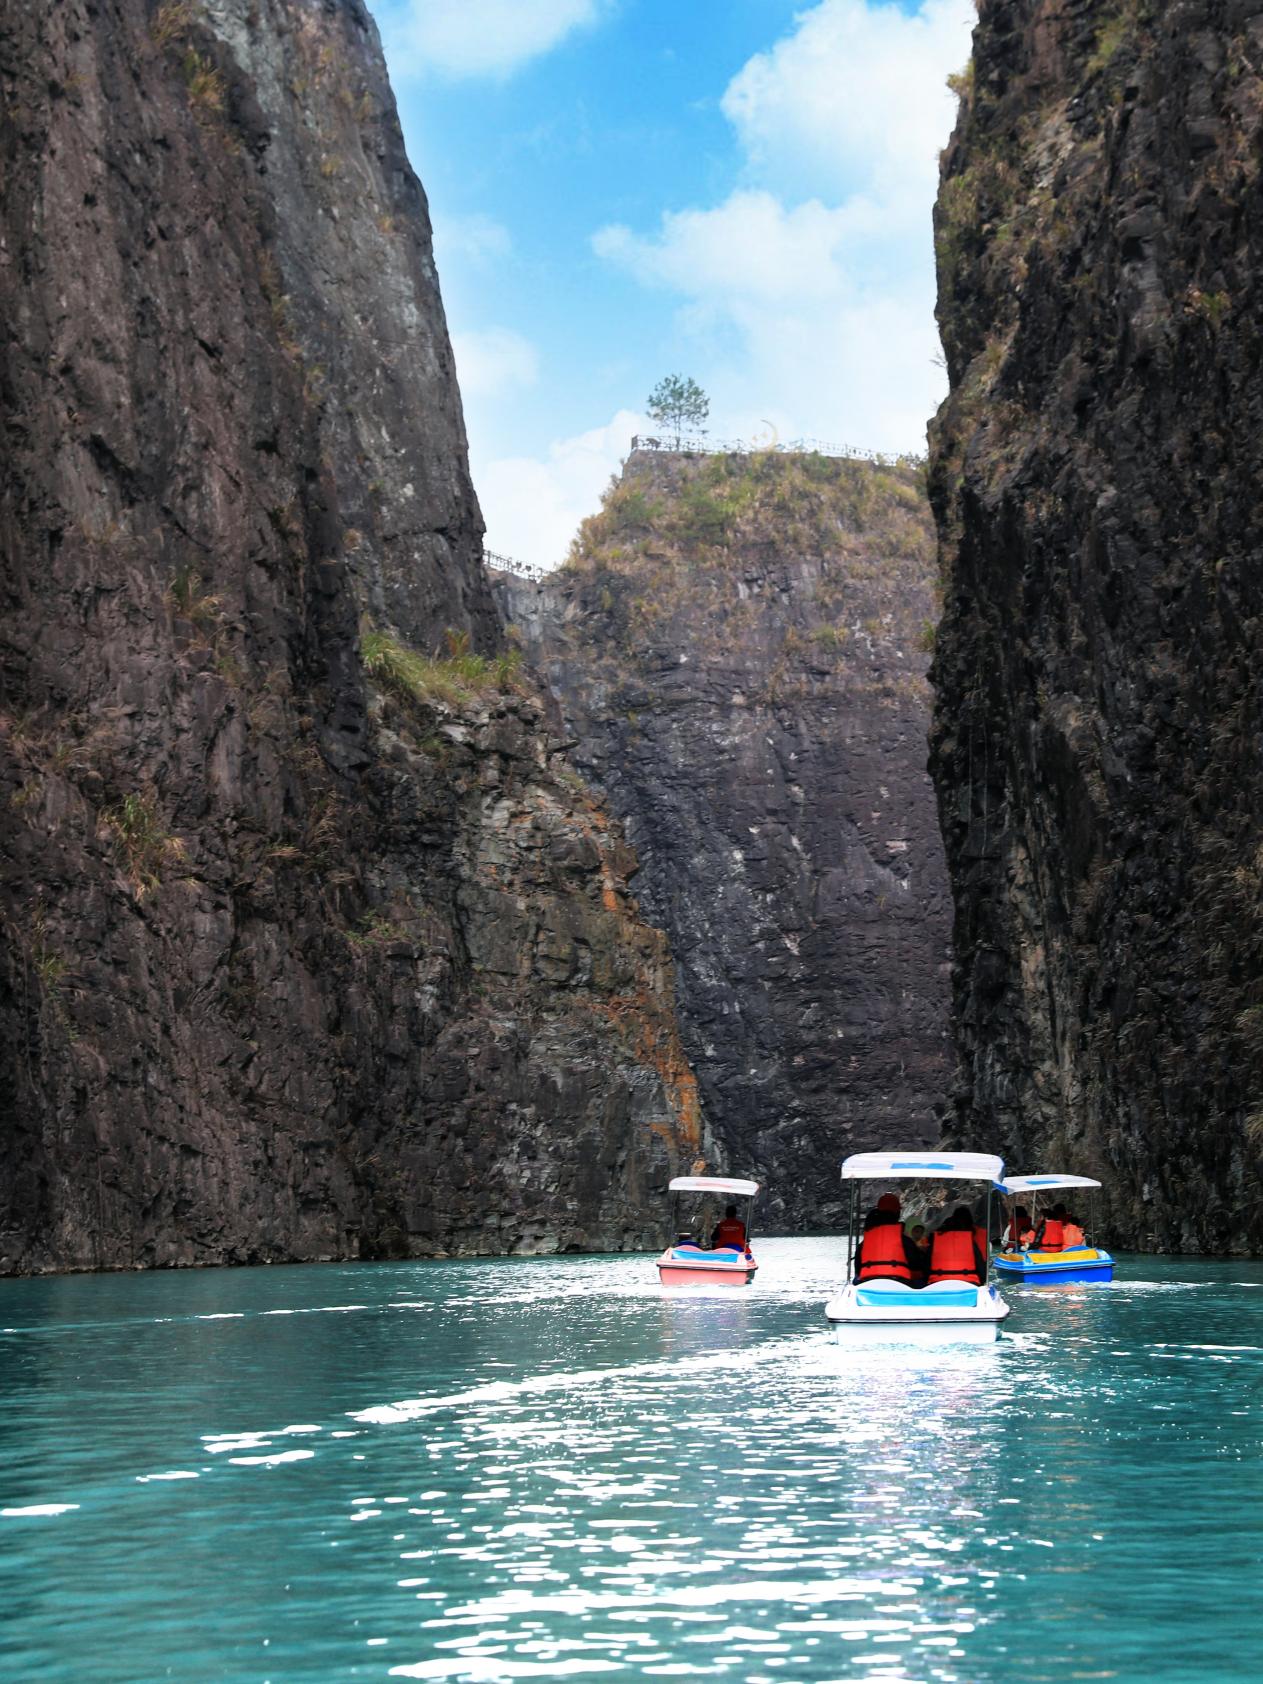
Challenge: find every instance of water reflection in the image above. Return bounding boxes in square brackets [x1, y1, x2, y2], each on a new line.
[0, 1244, 1260, 1682]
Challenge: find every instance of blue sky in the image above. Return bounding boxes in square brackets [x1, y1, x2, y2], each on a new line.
[370, 0, 975, 567]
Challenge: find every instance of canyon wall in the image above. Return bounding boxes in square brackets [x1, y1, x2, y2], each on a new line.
[0, 0, 701, 1272]
[496, 449, 951, 1230]
[930, 0, 1263, 1250]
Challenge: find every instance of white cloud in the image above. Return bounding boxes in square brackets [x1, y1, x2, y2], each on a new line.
[380, 0, 606, 79]
[722, 0, 973, 215]
[594, 192, 869, 305]
[433, 212, 512, 268]
[591, 0, 975, 453]
[473, 409, 645, 569]
[451, 327, 539, 398]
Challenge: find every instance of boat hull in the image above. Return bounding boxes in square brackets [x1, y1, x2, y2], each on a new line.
[824, 1279, 1010, 1342]
[657, 1248, 756, 1287]
[993, 1247, 1114, 1284]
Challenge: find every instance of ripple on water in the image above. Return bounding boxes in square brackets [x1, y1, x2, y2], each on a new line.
[0, 1241, 1260, 1684]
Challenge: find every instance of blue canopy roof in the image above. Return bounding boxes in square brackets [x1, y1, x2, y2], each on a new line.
[841, 1151, 1005, 1183]
[1002, 1173, 1101, 1193]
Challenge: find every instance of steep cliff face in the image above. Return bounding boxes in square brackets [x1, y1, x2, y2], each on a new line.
[496, 449, 951, 1229]
[930, 0, 1263, 1250]
[0, 0, 700, 1272]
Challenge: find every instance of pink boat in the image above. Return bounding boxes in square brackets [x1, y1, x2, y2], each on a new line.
[656, 1175, 760, 1287]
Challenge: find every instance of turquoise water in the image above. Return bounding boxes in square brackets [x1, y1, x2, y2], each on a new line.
[1, 1239, 1260, 1683]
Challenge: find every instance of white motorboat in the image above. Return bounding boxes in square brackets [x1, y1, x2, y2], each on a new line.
[824, 1151, 1012, 1342]
[995, 1173, 1115, 1283]
[657, 1175, 759, 1286]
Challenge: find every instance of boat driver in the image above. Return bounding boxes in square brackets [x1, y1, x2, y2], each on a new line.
[710, 1204, 748, 1250]
[854, 1193, 921, 1285]
[1061, 1212, 1087, 1248]
[1036, 1204, 1068, 1250]
[1004, 1204, 1035, 1249]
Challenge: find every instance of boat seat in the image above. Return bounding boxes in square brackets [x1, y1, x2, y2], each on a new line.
[854, 1280, 980, 1309]
[670, 1246, 743, 1261]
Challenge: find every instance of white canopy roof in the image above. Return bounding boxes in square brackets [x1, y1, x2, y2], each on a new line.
[669, 1176, 759, 1197]
[841, 1151, 1005, 1183]
[1002, 1173, 1101, 1193]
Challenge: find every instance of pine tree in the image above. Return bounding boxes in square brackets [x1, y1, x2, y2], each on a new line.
[646, 374, 710, 449]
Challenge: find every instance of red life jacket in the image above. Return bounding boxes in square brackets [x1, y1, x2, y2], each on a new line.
[1041, 1219, 1065, 1251]
[975, 1225, 988, 1257]
[928, 1228, 982, 1285]
[1062, 1223, 1086, 1248]
[713, 1218, 747, 1249]
[856, 1220, 912, 1283]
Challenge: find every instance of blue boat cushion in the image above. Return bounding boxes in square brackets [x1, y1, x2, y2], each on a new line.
[855, 1283, 979, 1309]
[670, 1247, 743, 1262]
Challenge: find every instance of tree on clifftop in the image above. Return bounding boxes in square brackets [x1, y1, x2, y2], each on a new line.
[646, 374, 709, 449]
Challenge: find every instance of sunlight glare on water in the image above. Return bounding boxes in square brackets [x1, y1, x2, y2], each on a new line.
[1, 1238, 1261, 1682]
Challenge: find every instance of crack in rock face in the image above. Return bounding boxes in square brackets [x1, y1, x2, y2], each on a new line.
[494, 449, 952, 1231]
[930, 0, 1263, 1252]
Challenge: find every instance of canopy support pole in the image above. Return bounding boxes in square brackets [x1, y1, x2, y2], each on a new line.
[983, 1184, 992, 1284]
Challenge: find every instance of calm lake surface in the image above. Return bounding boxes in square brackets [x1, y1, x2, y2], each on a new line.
[1, 1238, 1260, 1683]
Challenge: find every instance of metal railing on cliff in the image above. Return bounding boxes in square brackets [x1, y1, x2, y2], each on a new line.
[481, 436, 924, 581]
[629, 433, 917, 463]
[483, 547, 549, 582]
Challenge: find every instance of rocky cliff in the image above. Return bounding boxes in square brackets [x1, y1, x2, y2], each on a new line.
[930, 0, 1263, 1250]
[0, 0, 701, 1272]
[495, 449, 951, 1229]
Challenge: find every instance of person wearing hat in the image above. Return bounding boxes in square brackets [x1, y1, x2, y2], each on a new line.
[854, 1191, 921, 1285]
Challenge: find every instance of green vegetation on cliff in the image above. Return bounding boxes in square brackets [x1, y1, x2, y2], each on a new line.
[563, 452, 936, 681]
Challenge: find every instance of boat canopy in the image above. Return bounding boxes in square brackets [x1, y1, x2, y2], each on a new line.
[669, 1176, 760, 1197]
[1002, 1173, 1101, 1193]
[841, 1151, 1005, 1183]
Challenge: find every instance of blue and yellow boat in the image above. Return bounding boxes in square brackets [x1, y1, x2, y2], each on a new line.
[993, 1173, 1115, 1284]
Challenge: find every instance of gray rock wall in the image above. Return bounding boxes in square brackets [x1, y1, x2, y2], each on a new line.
[496, 450, 951, 1229]
[0, 0, 702, 1272]
[930, 0, 1263, 1251]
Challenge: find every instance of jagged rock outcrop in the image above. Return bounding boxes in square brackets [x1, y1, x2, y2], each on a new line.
[930, 0, 1263, 1251]
[495, 449, 951, 1229]
[0, 0, 701, 1272]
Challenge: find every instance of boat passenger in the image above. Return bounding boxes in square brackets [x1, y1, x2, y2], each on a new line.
[1036, 1204, 1067, 1251]
[1005, 1205, 1033, 1249]
[710, 1205, 748, 1250]
[1061, 1213, 1087, 1248]
[927, 1206, 985, 1285]
[855, 1194, 919, 1284]
[859, 1192, 903, 1235]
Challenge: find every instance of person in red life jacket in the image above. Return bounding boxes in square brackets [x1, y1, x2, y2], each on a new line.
[927, 1206, 985, 1285]
[1036, 1203, 1067, 1251]
[854, 1192, 920, 1284]
[710, 1204, 748, 1250]
[1004, 1205, 1033, 1249]
[1061, 1213, 1086, 1248]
